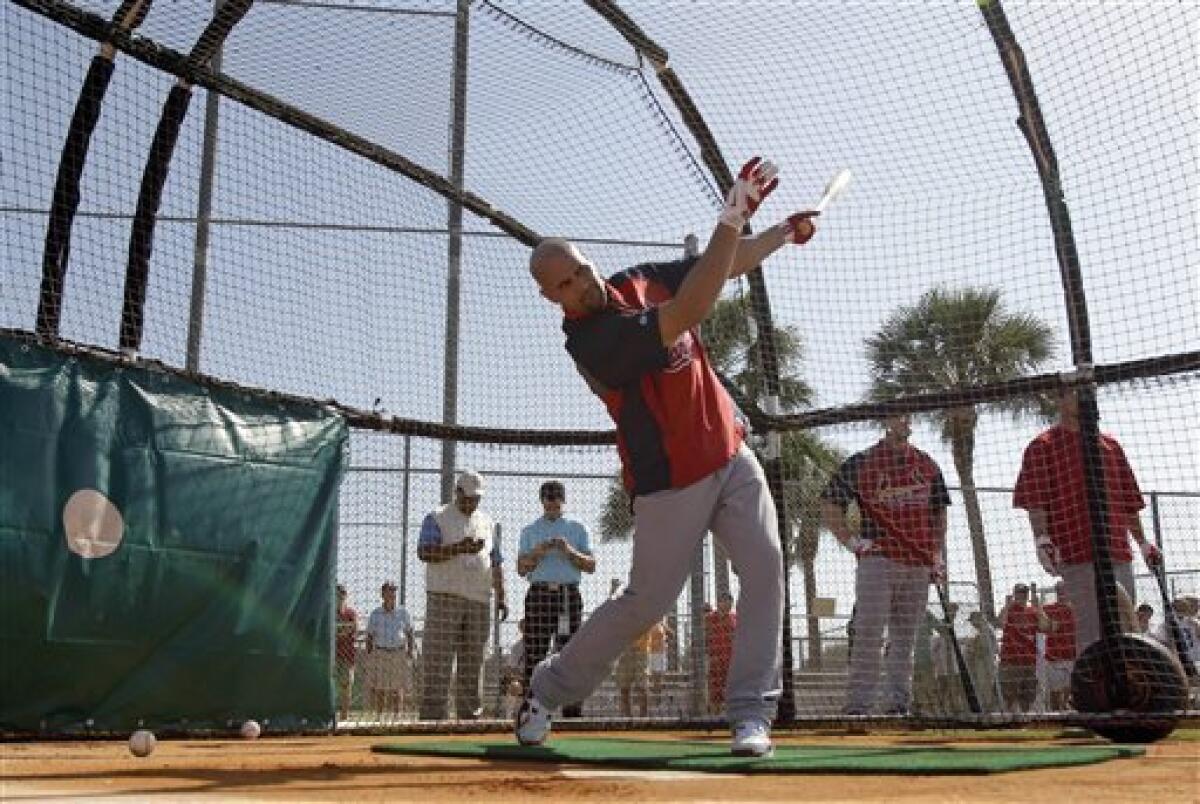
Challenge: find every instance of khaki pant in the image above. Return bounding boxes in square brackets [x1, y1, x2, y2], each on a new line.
[420, 592, 490, 720]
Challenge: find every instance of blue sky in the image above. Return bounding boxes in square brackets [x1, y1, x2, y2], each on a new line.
[2, 1, 1196, 642]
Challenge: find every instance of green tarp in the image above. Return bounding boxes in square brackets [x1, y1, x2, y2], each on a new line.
[0, 336, 348, 733]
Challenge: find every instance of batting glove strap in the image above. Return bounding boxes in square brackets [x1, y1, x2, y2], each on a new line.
[719, 157, 779, 229]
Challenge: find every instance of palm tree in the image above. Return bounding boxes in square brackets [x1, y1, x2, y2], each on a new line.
[866, 287, 1055, 618]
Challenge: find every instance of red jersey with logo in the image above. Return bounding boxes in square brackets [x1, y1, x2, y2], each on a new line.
[564, 257, 743, 496]
[1000, 604, 1039, 666]
[336, 604, 358, 664]
[821, 440, 951, 567]
[1042, 601, 1077, 662]
[1013, 425, 1143, 565]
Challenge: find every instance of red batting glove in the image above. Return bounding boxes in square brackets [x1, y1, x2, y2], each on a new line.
[1138, 540, 1163, 570]
[782, 211, 819, 245]
[719, 156, 780, 229]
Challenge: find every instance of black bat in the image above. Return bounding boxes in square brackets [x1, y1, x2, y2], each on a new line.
[37, 0, 155, 339]
[1152, 563, 1197, 679]
[119, 0, 254, 352]
[934, 583, 982, 714]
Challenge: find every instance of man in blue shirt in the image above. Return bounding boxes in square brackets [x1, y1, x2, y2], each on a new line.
[518, 480, 595, 718]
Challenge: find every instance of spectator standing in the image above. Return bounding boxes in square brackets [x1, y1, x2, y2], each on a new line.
[821, 413, 951, 716]
[517, 480, 595, 718]
[365, 581, 415, 717]
[998, 583, 1048, 713]
[1013, 387, 1162, 654]
[417, 470, 508, 720]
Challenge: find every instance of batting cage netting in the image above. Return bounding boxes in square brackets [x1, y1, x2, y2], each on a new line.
[2, 0, 1196, 741]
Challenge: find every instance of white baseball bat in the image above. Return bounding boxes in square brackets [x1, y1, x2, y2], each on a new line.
[814, 168, 853, 214]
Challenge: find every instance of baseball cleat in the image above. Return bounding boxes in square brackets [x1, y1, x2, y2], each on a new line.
[515, 695, 552, 746]
[730, 719, 773, 757]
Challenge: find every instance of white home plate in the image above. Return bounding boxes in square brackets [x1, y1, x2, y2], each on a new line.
[560, 769, 744, 780]
[63, 488, 125, 559]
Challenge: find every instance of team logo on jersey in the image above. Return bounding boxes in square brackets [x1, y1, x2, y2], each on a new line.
[665, 330, 696, 373]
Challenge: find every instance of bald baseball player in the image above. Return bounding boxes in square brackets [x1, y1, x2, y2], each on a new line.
[517, 157, 818, 757]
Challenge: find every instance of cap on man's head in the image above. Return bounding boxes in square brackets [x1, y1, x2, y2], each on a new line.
[381, 580, 397, 592]
[456, 470, 485, 497]
[540, 480, 566, 501]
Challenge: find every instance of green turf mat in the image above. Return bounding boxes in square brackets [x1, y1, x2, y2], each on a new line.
[373, 737, 1144, 774]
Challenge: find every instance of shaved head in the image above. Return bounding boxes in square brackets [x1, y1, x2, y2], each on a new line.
[530, 237, 606, 314]
[529, 237, 582, 281]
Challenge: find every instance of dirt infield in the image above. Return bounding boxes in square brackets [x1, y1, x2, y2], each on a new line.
[2, 730, 1197, 802]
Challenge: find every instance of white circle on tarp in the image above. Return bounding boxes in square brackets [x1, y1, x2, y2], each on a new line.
[63, 489, 125, 559]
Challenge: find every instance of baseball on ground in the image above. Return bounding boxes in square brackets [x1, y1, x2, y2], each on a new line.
[128, 729, 156, 757]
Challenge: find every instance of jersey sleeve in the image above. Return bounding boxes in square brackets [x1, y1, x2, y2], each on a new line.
[574, 522, 593, 555]
[567, 308, 668, 389]
[518, 525, 535, 559]
[618, 256, 697, 295]
[1106, 437, 1146, 514]
[1012, 438, 1050, 510]
[417, 513, 442, 547]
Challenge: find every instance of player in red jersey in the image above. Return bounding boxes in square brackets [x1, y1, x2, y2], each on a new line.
[520, 157, 817, 757]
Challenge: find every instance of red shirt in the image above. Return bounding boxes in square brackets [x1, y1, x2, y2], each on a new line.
[705, 609, 737, 659]
[564, 258, 743, 496]
[336, 604, 358, 664]
[1042, 602, 1077, 662]
[822, 440, 951, 567]
[1000, 604, 1039, 666]
[1013, 425, 1143, 564]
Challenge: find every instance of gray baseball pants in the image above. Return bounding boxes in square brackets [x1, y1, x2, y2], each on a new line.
[846, 555, 930, 713]
[531, 444, 783, 725]
[1060, 559, 1135, 654]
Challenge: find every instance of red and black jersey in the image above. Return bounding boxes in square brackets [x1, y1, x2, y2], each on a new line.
[821, 440, 951, 567]
[1012, 425, 1144, 565]
[563, 256, 743, 496]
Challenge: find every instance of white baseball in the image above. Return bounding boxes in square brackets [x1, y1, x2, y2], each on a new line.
[128, 729, 156, 757]
[240, 719, 261, 739]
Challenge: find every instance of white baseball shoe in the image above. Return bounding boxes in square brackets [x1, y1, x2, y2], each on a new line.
[730, 719, 773, 757]
[514, 695, 552, 746]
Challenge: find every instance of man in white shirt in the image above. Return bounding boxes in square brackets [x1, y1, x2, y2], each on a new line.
[417, 470, 508, 720]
